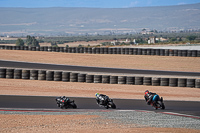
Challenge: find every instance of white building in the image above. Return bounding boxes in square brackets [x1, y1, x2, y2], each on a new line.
[148, 37, 155, 44]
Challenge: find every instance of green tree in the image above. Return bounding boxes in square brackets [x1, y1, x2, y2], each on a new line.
[16, 38, 24, 46]
[51, 41, 58, 47]
[170, 37, 177, 42]
[32, 37, 39, 47]
[78, 44, 83, 47]
[26, 35, 40, 47]
[186, 35, 197, 41]
[178, 37, 182, 41]
[26, 35, 33, 46]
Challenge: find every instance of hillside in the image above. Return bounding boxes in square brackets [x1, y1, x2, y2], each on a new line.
[0, 3, 200, 36]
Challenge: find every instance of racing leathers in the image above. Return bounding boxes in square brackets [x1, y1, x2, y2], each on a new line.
[144, 92, 157, 105]
[96, 94, 108, 105]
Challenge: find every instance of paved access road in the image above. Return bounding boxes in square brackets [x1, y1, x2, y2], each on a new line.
[0, 60, 200, 77]
[0, 95, 199, 117]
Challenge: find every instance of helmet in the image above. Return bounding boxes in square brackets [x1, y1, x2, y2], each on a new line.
[61, 96, 65, 98]
[95, 93, 99, 97]
[145, 90, 149, 95]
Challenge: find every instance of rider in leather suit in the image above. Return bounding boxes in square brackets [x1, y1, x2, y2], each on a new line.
[144, 90, 158, 105]
[95, 93, 107, 105]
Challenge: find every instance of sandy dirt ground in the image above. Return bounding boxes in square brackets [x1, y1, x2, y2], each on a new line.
[1, 114, 199, 133]
[0, 40, 108, 47]
[1, 79, 200, 101]
[0, 49, 200, 132]
[1, 50, 200, 72]
[39, 40, 108, 47]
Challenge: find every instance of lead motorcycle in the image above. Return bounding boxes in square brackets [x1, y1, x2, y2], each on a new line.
[56, 96, 77, 109]
[97, 95, 116, 109]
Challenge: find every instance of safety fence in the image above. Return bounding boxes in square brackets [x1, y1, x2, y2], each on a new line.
[0, 45, 200, 57]
[0, 68, 200, 88]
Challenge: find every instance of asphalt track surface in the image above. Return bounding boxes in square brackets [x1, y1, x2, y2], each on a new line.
[0, 60, 200, 77]
[0, 95, 200, 117]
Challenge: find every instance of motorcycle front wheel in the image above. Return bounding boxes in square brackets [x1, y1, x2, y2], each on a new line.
[158, 101, 165, 109]
[108, 102, 116, 109]
[161, 103, 165, 109]
[70, 103, 77, 109]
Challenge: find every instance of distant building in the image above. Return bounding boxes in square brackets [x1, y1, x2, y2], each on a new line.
[111, 38, 131, 45]
[159, 37, 168, 42]
[148, 37, 156, 44]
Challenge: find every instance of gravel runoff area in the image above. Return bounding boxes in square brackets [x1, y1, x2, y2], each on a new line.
[0, 110, 200, 133]
[0, 48, 200, 132]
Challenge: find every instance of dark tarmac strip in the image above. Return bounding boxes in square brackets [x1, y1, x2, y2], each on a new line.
[0, 95, 199, 118]
[0, 60, 200, 77]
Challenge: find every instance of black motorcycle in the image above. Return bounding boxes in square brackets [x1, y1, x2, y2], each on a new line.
[56, 97, 77, 109]
[151, 96, 165, 110]
[97, 96, 116, 109]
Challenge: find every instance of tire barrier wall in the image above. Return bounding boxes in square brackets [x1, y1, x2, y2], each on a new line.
[0, 67, 200, 88]
[6, 68, 14, 79]
[62, 72, 70, 82]
[78, 73, 86, 82]
[143, 77, 151, 86]
[22, 69, 30, 80]
[94, 75, 102, 83]
[46, 71, 54, 81]
[86, 75, 94, 83]
[54, 71, 62, 81]
[1, 45, 200, 57]
[14, 69, 22, 79]
[38, 70, 46, 80]
[30, 70, 38, 80]
[102, 75, 110, 84]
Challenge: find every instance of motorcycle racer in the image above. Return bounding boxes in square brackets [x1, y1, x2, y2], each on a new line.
[55, 96, 77, 109]
[144, 90, 159, 106]
[95, 93, 107, 105]
[60, 96, 70, 102]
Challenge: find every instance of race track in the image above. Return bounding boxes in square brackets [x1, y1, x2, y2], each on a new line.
[0, 60, 200, 77]
[0, 60, 200, 118]
[0, 95, 199, 117]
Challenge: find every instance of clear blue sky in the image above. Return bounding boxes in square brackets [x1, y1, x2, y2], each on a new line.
[0, 0, 200, 8]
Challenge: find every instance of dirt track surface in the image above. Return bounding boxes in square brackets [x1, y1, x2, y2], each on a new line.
[1, 79, 200, 101]
[0, 49, 200, 132]
[1, 50, 200, 72]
